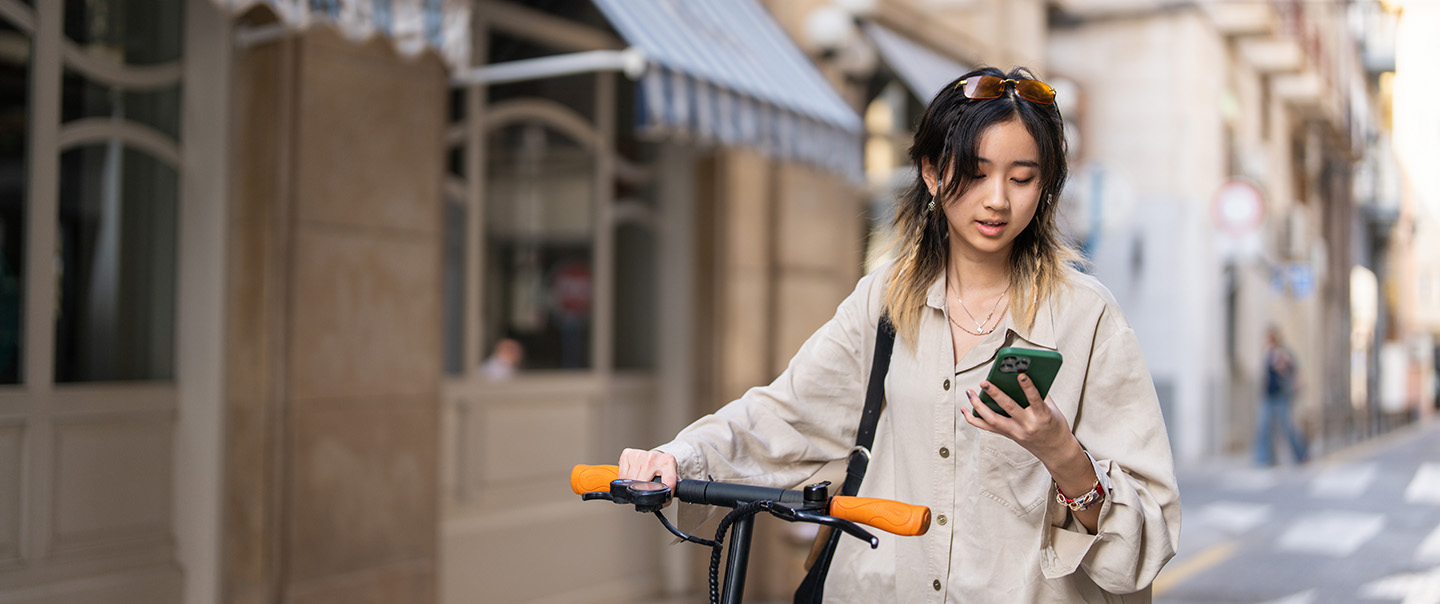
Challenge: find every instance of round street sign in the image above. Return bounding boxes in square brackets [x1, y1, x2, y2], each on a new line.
[1212, 178, 1266, 235]
[550, 259, 592, 319]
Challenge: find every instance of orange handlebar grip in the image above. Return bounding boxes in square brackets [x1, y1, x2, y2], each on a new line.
[829, 496, 931, 536]
[571, 464, 620, 494]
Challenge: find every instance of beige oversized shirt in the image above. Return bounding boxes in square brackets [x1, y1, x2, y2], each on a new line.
[659, 265, 1181, 603]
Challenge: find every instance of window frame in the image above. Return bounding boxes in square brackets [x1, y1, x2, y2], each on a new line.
[446, 13, 658, 380]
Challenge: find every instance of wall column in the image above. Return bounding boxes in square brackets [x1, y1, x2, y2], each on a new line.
[225, 27, 446, 604]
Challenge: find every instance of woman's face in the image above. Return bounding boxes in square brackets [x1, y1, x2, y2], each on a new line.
[923, 118, 1043, 261]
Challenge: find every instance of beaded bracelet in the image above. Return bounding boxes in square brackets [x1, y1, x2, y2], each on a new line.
[1056, 479, 1105, 512]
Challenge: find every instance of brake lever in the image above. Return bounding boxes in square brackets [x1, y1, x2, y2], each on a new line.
[765, 504, 879, 549]
[581, 491, 615, 502]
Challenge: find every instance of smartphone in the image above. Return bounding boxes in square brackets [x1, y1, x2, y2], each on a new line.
[976, 347, 1063, 418]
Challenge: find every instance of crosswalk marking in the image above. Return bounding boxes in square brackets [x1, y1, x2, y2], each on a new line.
[1308, 463, 1377, 499]
[1192, 501, 1271, 535]
[1407, 464, 1440, 505]
[1221, 468, 1279, 492]
[1358, 565, 1440, 603]
[1255, 590, 1315, 604]
[1417, 523, 1440, 563]
[1275, 511, 1385, 557]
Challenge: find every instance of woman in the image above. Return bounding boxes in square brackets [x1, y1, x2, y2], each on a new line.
[618, 66, 1180, 602]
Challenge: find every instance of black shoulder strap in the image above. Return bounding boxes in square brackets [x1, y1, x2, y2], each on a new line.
[794, 315, 897, 604]
[841, 315, 895, 497]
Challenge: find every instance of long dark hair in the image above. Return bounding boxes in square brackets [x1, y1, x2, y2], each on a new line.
[882, 66, 1081, 342]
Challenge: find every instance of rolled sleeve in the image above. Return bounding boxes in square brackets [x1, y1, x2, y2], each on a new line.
[655, 438, 706, 482]
[1040, 324, 1181, 594]
[653, 270, 883, 488]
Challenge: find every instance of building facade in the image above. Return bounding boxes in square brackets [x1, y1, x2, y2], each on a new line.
[0, 0, 229, 600]
[1047, 0, 1404, 462]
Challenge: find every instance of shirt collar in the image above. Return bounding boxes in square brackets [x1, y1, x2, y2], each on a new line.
[1008, 290, 1058, 350]
[927, 271, 1059, 350]
[924, 274, 947, 310]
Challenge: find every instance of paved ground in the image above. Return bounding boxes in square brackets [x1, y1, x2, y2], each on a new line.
[1156, 419, 1440, 604]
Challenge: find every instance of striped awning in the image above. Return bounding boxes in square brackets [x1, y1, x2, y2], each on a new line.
[213, 0, 470, 68]
[592, 0, 863, 177]
[862, 21, 969, 104]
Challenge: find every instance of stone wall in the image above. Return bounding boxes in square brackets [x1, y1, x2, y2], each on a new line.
[225, 27, 446, 604]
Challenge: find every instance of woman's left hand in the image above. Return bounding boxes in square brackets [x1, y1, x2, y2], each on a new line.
[964, 373, 1103, 532]
[962, 374, 1080, 467]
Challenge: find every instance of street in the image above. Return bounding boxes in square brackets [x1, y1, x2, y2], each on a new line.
[1157, 420, 1440, 604]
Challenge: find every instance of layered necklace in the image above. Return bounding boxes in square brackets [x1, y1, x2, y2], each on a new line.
[946, 267, 1011, 336]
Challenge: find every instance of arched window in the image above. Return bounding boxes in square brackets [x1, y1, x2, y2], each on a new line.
[442, 21, 659, 378]
[0, 0, 190, 597]
[481, 116, 597, 370]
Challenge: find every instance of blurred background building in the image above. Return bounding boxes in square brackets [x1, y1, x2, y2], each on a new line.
[0, 0, 1431, 603]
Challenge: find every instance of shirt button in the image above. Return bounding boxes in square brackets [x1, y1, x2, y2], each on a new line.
[933, 579, 942, 591]
[943, 379, 951, 390]
[938, 447, 950, 458]
[937, 514, 948, 526]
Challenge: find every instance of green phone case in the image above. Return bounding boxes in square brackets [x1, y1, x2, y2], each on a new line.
[976, 347, 1063, 418]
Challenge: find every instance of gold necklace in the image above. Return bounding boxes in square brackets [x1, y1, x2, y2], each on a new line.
[947, 269, 1011, 336]
[947, 309, 1000, 336]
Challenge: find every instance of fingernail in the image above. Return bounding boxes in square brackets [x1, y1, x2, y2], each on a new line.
[1018, 375, 1028, 383]
[980, 383, 990, 391]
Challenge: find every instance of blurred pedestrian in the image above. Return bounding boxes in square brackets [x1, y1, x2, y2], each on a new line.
[613, 66, 1178, 602]
[1255, 328, 1307, 465]
[482, 337, 524, 379]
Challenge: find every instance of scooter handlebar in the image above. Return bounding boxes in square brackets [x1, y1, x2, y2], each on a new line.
[571, 464, 619, 495]
[828, 496, 931, 537]
[570, 464, 930, 536]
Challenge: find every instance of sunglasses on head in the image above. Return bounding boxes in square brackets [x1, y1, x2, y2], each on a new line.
[953, 76, 1056, 105]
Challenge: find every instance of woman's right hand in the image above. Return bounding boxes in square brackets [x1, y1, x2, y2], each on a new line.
[618, 448, 678, 490]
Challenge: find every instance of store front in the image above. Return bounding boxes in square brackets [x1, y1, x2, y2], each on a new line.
[0, 1, 865, 602]
[0, 0, 232, 601]
[438, 2, 863, 601]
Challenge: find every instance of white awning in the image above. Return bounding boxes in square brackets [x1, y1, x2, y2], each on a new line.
[862, 21, 969, 103]
[215, 0, 470, 69]
[592, 0, 862, 177]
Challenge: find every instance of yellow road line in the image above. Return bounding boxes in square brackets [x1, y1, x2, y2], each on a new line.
[1153, 540, 1239, 595]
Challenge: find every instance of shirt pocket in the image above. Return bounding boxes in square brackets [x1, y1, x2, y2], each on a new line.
[975, 431, 1051, 519]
